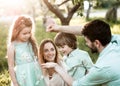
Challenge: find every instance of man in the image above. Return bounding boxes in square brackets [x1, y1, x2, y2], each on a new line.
[42, 19, 120, 86]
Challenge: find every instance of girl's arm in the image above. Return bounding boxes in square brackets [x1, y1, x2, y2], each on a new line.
[41, 62, 74, 86]
[7, 43, 19, 86]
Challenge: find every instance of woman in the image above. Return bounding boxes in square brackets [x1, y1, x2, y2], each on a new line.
[39, 39, 68, 86]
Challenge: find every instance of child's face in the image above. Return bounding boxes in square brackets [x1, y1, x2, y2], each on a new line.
[43, 42, 56, 62]
[58, 45, 73, 56]
[17, 27, 31, 42]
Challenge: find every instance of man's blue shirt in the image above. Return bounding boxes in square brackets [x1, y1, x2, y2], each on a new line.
[73, 35, 120, 86]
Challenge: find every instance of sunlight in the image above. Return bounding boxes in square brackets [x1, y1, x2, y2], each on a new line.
[0, 0, 24, 7]
[0, 0, 25, 16]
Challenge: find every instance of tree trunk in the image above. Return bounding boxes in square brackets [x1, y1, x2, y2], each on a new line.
[60, 18, 70, 25]
[86, 1, 92, 20]
[105, 6, 117, 23]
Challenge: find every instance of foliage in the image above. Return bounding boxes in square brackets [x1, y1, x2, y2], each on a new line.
[72, 0, 84, 16]
[0, 23, 8, 72]
[94, 0, 114, 8]
[0, 70, 11, 86]
[72, 0, 83, 5]
[0, 58, 8, 72]
[35, 20, 56, 45]
[72, 0, 119, 9]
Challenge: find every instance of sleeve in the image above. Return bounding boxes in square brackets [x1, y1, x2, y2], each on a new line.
[72, 66, 113, 86]
[111, 34, 120, 46]
[82, 51, 93, 69]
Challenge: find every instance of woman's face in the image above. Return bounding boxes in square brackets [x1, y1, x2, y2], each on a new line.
[43, 42, 56, 62]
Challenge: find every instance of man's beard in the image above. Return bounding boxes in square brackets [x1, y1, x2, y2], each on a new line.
[90, 47, 98, 53]
[89, 44, 98, 53]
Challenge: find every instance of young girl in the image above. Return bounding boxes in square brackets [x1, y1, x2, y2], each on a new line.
[39, 39, 68, 86]
[54, 32, 93, 80]
[7, 15, 46, 86]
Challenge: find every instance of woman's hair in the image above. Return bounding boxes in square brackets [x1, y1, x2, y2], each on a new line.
[54, 32, 77, 49]
[39, 39, 60, 64]
[8, 15, 38, 56]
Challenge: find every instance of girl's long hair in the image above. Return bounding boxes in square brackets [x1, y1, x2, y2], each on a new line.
[8, 15, 38, 56]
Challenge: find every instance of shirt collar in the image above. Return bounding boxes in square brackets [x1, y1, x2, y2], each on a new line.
[99, 42, 112, 57]
[63, 48, 78, 61]
[68, 48, 79, 57]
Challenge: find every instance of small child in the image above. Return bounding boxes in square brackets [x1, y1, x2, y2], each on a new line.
[7, 15, 46, 86]
[54, 32, 93, 79]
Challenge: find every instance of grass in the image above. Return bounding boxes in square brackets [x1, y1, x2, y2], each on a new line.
[0, 70, 10, 86]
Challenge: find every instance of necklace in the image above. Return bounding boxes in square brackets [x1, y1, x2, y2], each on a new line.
[49, 75, 52, 78]
[49, 75, 53, 79]
[48, 68, 55, 79]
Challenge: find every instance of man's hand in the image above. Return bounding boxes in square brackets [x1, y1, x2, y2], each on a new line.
[46, 24, 60, 32]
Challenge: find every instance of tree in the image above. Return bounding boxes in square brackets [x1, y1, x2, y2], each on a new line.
[41, 0, 82, 25]
[105, 0, 120, 23]
[85, 0, 92, 20]
[24, 0, 40, 22]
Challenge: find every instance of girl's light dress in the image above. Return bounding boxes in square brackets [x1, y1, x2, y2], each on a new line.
[13, 42, 46, 86]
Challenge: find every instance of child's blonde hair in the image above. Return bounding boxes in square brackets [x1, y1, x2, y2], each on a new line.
[8, 15, 38, 56]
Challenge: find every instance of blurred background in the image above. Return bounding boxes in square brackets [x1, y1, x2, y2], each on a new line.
[0, 0, 120, 85]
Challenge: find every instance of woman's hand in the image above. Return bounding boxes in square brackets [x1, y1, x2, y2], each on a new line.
[41, 62, 58, 69]
[41, 62, 73, 85]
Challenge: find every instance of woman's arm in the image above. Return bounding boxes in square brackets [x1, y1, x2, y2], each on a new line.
[7, 43, 19, 86]
[41, 62, 74, 86]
